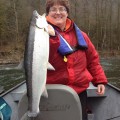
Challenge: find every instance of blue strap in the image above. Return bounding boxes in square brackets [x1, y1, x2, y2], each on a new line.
[74, 23, 88, 48]
[0, 97, 12, 120]
[56, 23, 88, 56]
[58, 33, 73, 55]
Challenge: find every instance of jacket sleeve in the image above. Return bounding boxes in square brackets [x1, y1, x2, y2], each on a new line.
[82, 32, 108, 86]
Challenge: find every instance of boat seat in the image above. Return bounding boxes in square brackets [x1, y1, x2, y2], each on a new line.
[18, 84, 82, 120]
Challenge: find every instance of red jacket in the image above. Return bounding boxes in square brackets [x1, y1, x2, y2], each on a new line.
[46, 18, 107, 93]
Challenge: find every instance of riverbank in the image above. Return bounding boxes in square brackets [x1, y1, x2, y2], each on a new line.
[0, 53, 23, 65]
[0, 50, 120, 65]
[99, 50, 120, 58]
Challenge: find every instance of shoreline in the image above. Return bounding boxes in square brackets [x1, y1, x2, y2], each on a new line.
[0, 51, 120, 65]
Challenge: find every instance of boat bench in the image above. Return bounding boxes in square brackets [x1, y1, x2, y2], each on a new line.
[18, 84, 82, 120]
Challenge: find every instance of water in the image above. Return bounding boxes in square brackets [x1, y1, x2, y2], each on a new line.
[0, 57, 120, 94]
[100, 57, 120, 88]
[0, 64, 25, 93]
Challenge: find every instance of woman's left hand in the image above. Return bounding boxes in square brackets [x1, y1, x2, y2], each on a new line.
[97, 84, 105, 95]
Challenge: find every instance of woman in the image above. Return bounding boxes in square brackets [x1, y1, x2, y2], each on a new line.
[45, 0, 108, 120]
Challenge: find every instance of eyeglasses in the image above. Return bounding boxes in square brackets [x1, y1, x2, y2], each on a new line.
[49, 7, 67, 13]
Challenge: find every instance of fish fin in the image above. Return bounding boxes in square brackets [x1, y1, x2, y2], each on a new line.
[42, 87, 48, 98]
[47, 62, 55, 70]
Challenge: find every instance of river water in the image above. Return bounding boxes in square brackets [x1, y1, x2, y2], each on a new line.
[100, 57, 120, 88]
[0, 57, 120, 94]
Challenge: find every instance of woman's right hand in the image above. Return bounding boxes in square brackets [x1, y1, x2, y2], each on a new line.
[47, 24, 55, 36]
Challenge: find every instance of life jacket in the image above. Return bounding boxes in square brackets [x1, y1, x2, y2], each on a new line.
[57, 23, 88, 56]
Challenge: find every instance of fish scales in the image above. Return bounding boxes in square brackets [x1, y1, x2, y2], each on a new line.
[24, 10, 49, 118]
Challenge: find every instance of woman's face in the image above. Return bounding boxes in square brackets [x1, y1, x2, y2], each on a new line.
[48, 4, 68, 30]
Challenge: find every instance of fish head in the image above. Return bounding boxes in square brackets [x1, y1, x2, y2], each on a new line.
[32, 10, 48, 32]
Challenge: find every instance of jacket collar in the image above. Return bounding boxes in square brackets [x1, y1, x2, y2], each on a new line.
[46, 16, 73, 31]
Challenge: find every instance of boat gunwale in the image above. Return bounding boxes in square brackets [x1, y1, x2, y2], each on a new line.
[0, 81, 25, 97]
[107, 83, 120, 92]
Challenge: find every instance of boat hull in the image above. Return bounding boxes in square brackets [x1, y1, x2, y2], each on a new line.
[0, 82, 120, 120]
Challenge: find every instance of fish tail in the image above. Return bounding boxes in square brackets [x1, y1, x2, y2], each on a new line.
[27, 110, 39, 118]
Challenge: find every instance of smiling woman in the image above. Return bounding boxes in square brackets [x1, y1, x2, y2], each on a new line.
[46, 0, 69, 31]
[45, 0, 108, 120]
[47, 7, 68, 31]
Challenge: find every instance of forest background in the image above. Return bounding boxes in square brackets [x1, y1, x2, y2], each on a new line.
[0, 0, 120, 64]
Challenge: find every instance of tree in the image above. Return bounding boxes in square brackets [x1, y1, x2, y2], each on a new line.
[0, 0, 9, 48]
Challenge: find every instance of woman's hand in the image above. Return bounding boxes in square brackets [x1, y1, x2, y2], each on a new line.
[97, 84, 105, 95]
[47, 24, 55, 36]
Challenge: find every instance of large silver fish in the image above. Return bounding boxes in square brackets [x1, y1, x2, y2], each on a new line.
[24, 10, 54, 118]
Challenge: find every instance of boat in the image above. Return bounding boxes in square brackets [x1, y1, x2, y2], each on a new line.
[0, 81, 120, 120]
